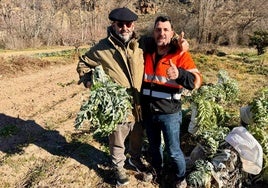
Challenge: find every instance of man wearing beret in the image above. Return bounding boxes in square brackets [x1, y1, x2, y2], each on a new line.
[76, 7, 189, 186]
[77, 7, 147, 186]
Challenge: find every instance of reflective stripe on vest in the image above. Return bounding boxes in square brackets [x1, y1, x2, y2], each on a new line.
[144, 67, 200, 89]
[143, 89, 181, 100]
[143, 73, 183, 88]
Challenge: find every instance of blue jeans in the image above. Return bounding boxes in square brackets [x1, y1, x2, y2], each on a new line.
[144, 111, 186, 180]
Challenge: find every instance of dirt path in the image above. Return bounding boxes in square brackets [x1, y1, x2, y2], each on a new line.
[0, 52, 156, 187]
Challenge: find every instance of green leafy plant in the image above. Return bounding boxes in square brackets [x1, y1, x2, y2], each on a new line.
[74, 65, 132, 137]
[250, 88, 268, 127]
[190, 70, 239, 105]
[246, 88, 268, 183]
[247, 88, 268, 154]
[197, 126, 229, 158]
[187, 159, 213, 188]
[185, 70, 238, 157]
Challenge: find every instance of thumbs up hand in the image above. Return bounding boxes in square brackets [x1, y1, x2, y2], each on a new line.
[166, 60, 179, 80]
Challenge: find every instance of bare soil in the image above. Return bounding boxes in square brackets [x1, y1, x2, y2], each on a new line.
[0, 48, 156, 188]
[0, 47, 267, 188]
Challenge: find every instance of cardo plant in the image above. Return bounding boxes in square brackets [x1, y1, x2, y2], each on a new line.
[186, 70, 239, 157]
[247, 88, 268, 183]
[74, 65, 132, 137]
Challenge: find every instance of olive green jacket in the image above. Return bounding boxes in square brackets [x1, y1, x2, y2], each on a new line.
[77, 27, 144, 122]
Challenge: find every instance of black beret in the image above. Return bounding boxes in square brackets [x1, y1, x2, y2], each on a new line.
[109, 7, 138, 22]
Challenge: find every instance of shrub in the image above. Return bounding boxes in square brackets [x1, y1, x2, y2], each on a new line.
[249, 30, 268, 55]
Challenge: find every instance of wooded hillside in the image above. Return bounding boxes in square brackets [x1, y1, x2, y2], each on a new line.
[0, 0, 267, 49]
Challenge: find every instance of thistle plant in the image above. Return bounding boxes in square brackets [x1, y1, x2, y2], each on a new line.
[74, 65, 132, 137]
[185, 70, 239, 157]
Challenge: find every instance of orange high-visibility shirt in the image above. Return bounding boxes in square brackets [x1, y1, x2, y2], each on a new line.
[143, 51, 202, 90]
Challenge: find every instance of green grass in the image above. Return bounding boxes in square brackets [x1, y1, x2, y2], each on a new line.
[34, 49, 75, 58]
[0, 124, 19, 137]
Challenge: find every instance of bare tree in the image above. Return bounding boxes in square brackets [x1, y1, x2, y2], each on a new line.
[0, 1, 19, 48]
[0, 0, 267, 49]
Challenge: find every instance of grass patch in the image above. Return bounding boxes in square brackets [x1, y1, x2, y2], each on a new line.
[18, 157, 66, 187]
[34, 49, 76, 58]
[56, 80, 76, 87]
[0, 47, 89, 78]
[0, 124, 19, 137]
[33, 47, 88, 58]
[192, 51, 268, 106]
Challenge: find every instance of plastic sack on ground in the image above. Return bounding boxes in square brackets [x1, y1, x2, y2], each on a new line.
[225, 126, 263, 175]
[186, 143, 207, 170]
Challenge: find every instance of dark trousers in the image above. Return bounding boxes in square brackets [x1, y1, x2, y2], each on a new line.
[144, 111, 186, 180]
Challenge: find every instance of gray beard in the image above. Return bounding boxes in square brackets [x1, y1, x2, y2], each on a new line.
[117, 31, 133, 43]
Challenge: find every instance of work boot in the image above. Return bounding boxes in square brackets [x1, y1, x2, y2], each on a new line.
[128, 157, 147, 172]
[115, 168, 129, 186]
[174, 178, 187, 188]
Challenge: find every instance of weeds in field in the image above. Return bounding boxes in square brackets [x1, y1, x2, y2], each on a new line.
[0, 124, 18, 137]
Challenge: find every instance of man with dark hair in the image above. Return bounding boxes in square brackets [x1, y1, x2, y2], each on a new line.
[142, 15, 202, 188]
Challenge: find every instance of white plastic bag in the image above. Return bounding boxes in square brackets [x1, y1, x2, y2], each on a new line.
[225, 126, 263, 175]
